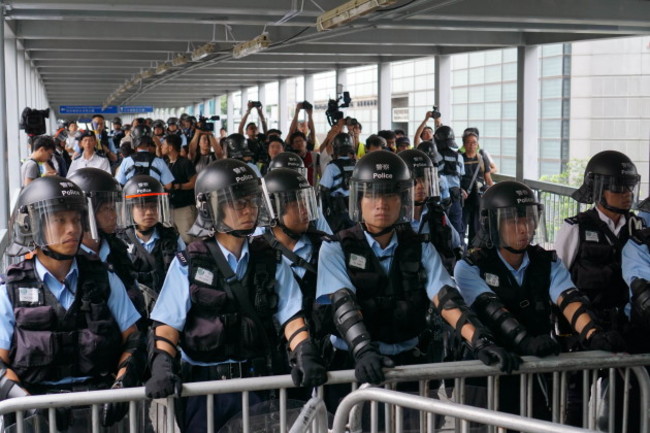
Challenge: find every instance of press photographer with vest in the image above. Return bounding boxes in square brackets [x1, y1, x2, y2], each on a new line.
[117, 175, 184, 304]
[454, 181, 625, 424]
[116, 124, 174, 188]
[319, 133, 357, 233]
[1, 177, 143, 431]
[316, 152, 520, 392]
[144, 159, 327, 432]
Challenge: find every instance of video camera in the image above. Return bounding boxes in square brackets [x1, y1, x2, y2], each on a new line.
[20, 107, 50, 136]
[249, 101, 262, 109]
[299, 101, 313, 111]
[431, 105, 441, 119]
[326, 90, 352, 126]
[196, 115, 221, 132]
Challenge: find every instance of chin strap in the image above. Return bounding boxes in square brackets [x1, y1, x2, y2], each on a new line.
[278, 223, 303, 240]
[600, 197, 629, 215]
[503, 246, 527, 255]
[137, 226, 156, 236]
[226, 228, 256, 238]
[361, 222, 396, 238]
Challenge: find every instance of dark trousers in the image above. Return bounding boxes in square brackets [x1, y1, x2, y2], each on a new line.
[461, 190, 482, 248]
[447, 190, 464, 245]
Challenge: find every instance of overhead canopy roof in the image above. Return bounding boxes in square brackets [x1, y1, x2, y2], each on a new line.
[6, 0, 650, 112]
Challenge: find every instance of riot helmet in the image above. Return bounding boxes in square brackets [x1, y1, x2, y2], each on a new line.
[122, 175, 172, 231]
[167, 117, 180, 126]
[131, 124, 153, 148]
[434, 125, 456, 150]
[67, 168, 126, 234]
[263, 168, 318, 236]
[398, 149, 440, 204]
[480, 181, 546, 254]
[349, 151, 414, 229]
[194, 159, 271, 236]
[223, 133, 253, 160]
[8, 176, 97, 259]
[572, 150, 640, 214]
[152, 119, 166, 136]
[332, 133, 354, 158]
[416, 140, 441, 165]
[268, 152, 308, 178]
[112, 117, 123, 126]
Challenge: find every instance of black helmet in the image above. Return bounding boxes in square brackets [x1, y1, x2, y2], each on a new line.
[332, 133, 354, 157]
[263, 168, 318, 232]
[194, 159, 270, 235]
[399, 149, 440, 204]
[434, 125, 456, 150]
[416, 140, 440, 164]
[123, 175, 172, 229]
[167, 117, 180, 126]
[67, 168, 126, 233]
[131, 124, 153, 147]
[152, 119, 166, 130]
[223, 133, 253, 160]
[479, 181, 545, 253]
[8, 176, 96, 259]
[349, 151, 414, 225]
[572, 150, 640, 214]
[112, 117, 123, 125]
[268, 152, 307, 179]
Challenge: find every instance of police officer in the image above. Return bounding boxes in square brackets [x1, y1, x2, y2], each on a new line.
[556, 150, 642, 340]
[399, 149, 461, 274]
[1, 176, 143, 431]
[117, 175, 184, 304]
[116, 124, 174, 187]
[222, 133, 262, 177]
[416, 140, 450, 206]
[68, 168, 147, 324]
[144, 159, 327, 432]
[319, 133, 356, 233]
[166, 117, 188, 147]
[433, 126, 464, 238]
[455, 181, 626, 424]
[316, 151, 519, 391]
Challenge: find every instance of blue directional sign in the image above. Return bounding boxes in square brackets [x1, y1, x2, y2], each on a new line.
[59, 105, 154, 115]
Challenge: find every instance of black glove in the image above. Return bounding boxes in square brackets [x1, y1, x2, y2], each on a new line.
[519, 334, 561, 357]
[290, 339, 328, 388]
[473, 336, 522, 374]
[144, 351, 182, 399]
[101, 356, 141, 427]
[587, 330, 627, 352]
[353, 344, 395, 385]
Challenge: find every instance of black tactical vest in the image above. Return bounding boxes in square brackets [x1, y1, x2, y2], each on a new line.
[330, 158, 356, 192]
[421, 201, 456, 273]
[436, 146, 460, 177]
[337, 224, 429, 343]
[5, 255, 122, 387]
[180, 237, 279, 363]
[567, 209, 632, 321]
[466, 245, 554, 340]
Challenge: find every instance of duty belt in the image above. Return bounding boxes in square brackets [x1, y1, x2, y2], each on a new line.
[182, 357, 269, 382]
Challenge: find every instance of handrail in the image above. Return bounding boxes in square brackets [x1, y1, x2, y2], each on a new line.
[492, 173, 580, 197]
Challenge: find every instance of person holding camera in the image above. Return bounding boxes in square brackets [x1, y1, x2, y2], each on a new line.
[239, 101, 268, 163]
[188, 128, 223, 173]
[414, 108, 443, 147]
[460, 129, 493, 248]
[286, 102, 321, 186]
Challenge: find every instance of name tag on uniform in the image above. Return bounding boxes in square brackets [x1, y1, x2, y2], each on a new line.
[585, 231, 599, 242]
[18, 287, 40, 303]
[485, 273, 500, 287]
[349, 253, 367, 270]
[195, 267, 215, 285]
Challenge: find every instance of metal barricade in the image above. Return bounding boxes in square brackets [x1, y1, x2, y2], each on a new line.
[0, 351, 648, 433]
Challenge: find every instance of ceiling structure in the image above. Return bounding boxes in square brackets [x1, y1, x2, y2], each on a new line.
[5, 0, 650, 113]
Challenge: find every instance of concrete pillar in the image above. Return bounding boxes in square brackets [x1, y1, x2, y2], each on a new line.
[227, 92, 235, 134]
[434, 55, 451, 120]
[278, 79, 289, 132]
[378, 62, 392, 130]
[516, 45, 540, 181]
[304, 74, 314, 104]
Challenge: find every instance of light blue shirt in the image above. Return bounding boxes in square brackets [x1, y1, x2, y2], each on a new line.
[116, 150, 175, 185]
[622, 238, 650, 298]
[454, 249, 575, 307]
[319, 157, 353, 196]
[439, 176, 450, 200]
[80, 238, 112, 262]
[639, 211, 650, 228]
[247, 162, 262, 177]
[315, 228, 455, 355]
[413, 205, 462, 249]
[0, 257, 140, 352]
[128, 227, 186, 254]
[438, 152, 465, 189]
[151, 238, 303, 365]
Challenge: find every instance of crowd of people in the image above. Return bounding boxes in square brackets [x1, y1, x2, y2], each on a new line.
[4, 100, 650, 432]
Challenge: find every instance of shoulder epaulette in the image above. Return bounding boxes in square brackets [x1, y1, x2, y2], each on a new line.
[564, 216, 579, 225]
[176, 251, 188, 267]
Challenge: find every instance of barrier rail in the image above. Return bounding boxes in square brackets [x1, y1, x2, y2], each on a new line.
[0, 351, 648, 433]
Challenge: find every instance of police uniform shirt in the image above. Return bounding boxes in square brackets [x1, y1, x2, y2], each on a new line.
[639, 211, 650, 228]
[555, 206, 627, 269]
[150, 239, 303, 366]
[0, 257, 140, 383]
[315, 229, 456, 355]
[412, 206, 462, 249]
[80, 238, 112, 261]
[319, 156, 353, 196]
[129, 227, 186, 254]
[115, 150, 175, 186]
[247, 161, 262, 177]
[453, 249, 575, 307]
[66, 152, 111, 177]
[438, 154, 465, 189]
[439, 175, 450, 201]
[622, 238, 650, 293]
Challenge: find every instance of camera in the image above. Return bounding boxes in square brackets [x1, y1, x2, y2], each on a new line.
[196, 115, 221, 132]
[300, 101, 313, 111]
[326, 91, 352, 126]
[249, 101, 262, 109]
[432, 106, 441, 119]
[20, 107, 50, 136]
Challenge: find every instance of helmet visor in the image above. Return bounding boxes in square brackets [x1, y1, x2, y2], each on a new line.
[592, 173, 640, 211]
[349, 180, 414, 225]
[269, 188, 319, 228]
[124, 192, 172, 229]
[205, 180, 271, 233]
[88, 191, 127, 232]
[413, 165, 440, 203]
[490, 205, 546, 251]
[25, 196, 96, 252]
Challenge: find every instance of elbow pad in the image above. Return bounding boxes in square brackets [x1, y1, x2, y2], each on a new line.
[472, 292, 529, 348]
[331, 289, 372, 359]
[436, 285, 495, 340]
[631, 278, 650, 325]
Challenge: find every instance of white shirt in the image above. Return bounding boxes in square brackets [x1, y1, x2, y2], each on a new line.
[555, 206, 627, 269]
[66, 152, 111, 177]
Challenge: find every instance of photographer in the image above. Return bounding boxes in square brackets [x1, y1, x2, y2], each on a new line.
[90, 114, 118, 163]
[414, 108, 443, 146]
[188, 128, 223, 173]
[21, 135, 57, 186]
[238, 101, 268, 162]
[286, 102, 320, 185]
